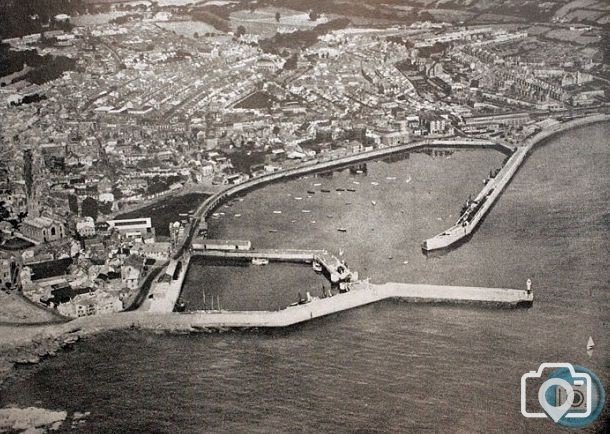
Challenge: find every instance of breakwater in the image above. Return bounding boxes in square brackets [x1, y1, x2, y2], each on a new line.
[422, 114, 610, 251]
[12, 280, 533, 340]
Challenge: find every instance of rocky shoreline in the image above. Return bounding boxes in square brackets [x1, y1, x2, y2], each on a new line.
[0, 328, 80, 388]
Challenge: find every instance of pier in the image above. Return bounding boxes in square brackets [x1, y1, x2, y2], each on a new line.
[191, 246, 356, 284]
[422, 114, 610, 252]
[50, 281, 533, 336]
[191, 247, 325, 262]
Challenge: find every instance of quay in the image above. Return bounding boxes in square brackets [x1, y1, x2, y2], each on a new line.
[422, 114, 610, 251]
[191, 247, 326, 262]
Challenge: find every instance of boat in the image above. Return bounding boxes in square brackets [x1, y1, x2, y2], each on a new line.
[353, 181, 360, 185]
[386, 176, 396, 181]
[371, 181, 379, 186]
[295, 197, 303, 200]
[347, 188, 356, 192]
[273, 210, 282, 214]
[321, 189, 331, 193]
[587, 336, 595, 351]
[307, 190, 316, 194]
[405, 176, 412, 184]
[356, 170, 363, 174]
[314, 183, 321, 186]
[252, 258, 269, 266]
[337, 228, 347, 232]
[336, 188, 345, 192]
[302, 209, 311, 213]
[234, 214, 241, 217]
[269, 229, 278, 233]
[371, 200, 377, 206]
[312, 261, 323, 272]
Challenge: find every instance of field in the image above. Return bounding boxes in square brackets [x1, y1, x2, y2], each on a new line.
[156, 20, 217, 37]
[230, 7, 333, 37]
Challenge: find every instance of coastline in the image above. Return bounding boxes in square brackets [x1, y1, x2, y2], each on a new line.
[1, 114, 608, 389]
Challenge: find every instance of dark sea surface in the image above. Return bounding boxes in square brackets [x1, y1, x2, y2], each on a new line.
[1, 124, 609, 433]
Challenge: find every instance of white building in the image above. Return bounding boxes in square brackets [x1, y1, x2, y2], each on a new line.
[76, 217, 96, 238]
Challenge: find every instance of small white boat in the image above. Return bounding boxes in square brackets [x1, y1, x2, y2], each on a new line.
[302, 209, 311, 213]
[252, 258, 269, 266]
[587, 336, 595, 351]
[405, 176, 412, 184]
[273, 210, 282, 214]
[371, 200, 377, 206]
[310, 220, 316, 224]
[337, 228, 347, 233]
[386, 176, 396, 181]
[356, 170, 363, 174]
[312, 262, 323, 272]
[234, 214, 241, 217]
[314, 183, 321, 186]
[371, 181, 379, 186]
[403, 260, 409, 265]
[295, 197, 303, 200]
[353, 181, 360, 185]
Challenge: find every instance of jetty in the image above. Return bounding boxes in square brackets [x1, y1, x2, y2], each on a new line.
[422, 114, 610, 252]
[192, 247, 326, 262]
[47, 280, 532, 336]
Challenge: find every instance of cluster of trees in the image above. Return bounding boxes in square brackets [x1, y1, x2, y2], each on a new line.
[0, 0, 84, 39]
[191, 6, 231, 33]
[259, 17, 350, 53]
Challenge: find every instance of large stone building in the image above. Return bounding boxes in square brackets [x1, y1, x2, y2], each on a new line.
[20, 216, 66, 243]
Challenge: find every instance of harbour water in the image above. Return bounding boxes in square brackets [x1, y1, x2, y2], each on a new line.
[1, 124, 609, 433]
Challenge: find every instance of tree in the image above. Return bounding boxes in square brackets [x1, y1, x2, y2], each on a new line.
[81, 197, 98, 221]
[309, 10, 319, 21]
[68, 195, 78, 214]
[275, 12, 281, 23]
[235, 25, 246, 38]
